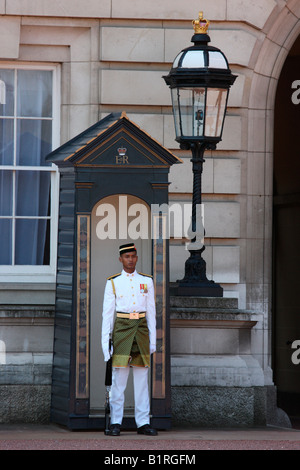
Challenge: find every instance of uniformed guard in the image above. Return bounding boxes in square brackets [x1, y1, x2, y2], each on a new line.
[101, 243, 157, 436]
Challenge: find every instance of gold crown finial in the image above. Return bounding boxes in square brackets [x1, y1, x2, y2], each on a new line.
[192, 11, 210, 34]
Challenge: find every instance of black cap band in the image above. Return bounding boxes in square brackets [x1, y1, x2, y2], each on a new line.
[119, 243, 136, 255]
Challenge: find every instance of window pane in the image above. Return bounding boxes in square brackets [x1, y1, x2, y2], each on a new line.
[15, 218, 49, 265]
[0, 69, 14, 117]
[0, 118, 14, 165]
[0, 219, 12, 264]
[0, 66, 55, 268]
[17, 119, 52, 166]
[15, 171, 50, 217]
[0, 170, 13, 215]
[17, 70, 52, 118]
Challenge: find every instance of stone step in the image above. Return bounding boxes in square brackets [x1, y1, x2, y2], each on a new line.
[170, 295, 238, 310]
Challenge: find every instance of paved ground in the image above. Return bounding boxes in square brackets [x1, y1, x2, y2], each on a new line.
[0, 423, 300, 451]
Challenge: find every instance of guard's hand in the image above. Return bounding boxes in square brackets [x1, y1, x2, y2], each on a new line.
[103, 343, 113, 361]
[102, 343, 113, 362]
[104, 350, 111, 362]
[150, 344, 156, 355]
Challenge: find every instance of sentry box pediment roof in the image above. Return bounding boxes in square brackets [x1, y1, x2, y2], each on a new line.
[46, 112, 182, 168]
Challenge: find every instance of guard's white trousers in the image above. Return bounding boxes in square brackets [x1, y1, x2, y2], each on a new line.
[110, 366, 150, 428]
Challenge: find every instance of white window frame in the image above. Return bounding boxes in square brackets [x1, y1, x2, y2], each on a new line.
[0, 63, 61, 283]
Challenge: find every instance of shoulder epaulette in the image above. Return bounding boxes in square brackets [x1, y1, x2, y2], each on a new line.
[107, 273, 121, 280]
[138, 272, 153, 278]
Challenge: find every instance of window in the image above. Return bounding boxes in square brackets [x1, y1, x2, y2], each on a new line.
[0, 65, 60, 281]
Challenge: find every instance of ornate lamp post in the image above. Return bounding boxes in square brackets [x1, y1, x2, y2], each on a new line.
[164, 12, 236, 296]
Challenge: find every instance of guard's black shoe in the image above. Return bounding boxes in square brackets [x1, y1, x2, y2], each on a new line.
[137, 424, 158, 436]
[109, 424, 121, 436]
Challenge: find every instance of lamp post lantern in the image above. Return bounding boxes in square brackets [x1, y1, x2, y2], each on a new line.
[163, 12, 237, 296]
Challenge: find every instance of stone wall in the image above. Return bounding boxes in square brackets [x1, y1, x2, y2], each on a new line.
[0, 306, 54, 423]
[1, 1, 298, 309]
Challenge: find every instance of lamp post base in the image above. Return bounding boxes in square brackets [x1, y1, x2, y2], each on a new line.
[171, 249, 223, 297]
[170, 282, 223, 297]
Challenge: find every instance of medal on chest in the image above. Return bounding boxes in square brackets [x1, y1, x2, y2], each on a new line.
[140, 283, 148, 294]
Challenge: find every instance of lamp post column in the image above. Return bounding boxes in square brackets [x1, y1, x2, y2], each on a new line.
[176, 142, 223, 296]
[190, 142, 205, 236]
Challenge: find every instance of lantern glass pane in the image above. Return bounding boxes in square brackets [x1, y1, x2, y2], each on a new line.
[172, 51, 184, 69]
[204, 88, 228, 138]
[171, 87, 206, 138]
[207, 51, 228, 69]
[180, 50, 205, 68]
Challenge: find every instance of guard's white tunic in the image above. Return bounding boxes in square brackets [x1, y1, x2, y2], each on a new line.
[101, 269, 156, 361]
[101, 269, 156, 427]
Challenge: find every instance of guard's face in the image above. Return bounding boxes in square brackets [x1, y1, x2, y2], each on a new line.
[119, 251, 138, 273]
